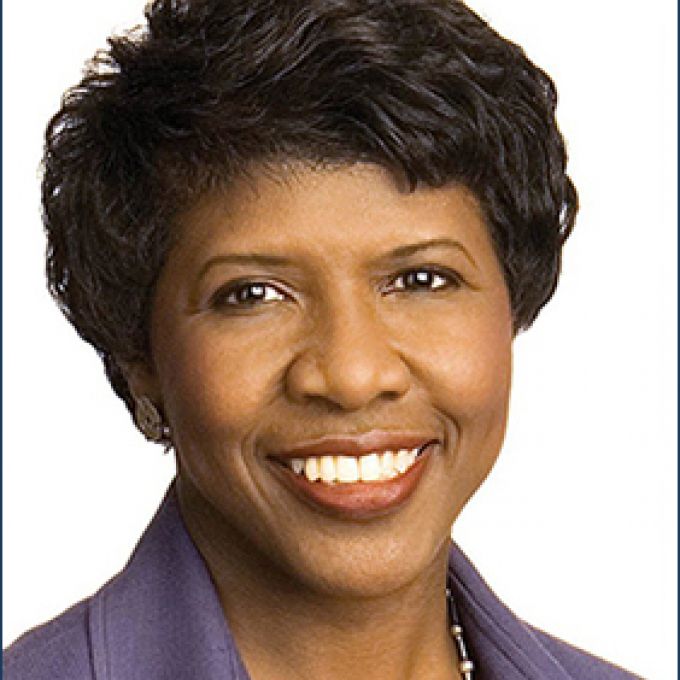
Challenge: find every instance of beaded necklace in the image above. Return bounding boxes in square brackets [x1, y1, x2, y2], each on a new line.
[446, 583, 475, 679]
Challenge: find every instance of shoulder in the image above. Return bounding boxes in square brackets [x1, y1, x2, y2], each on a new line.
[529, 627, 642, 680]
[448, 543, 641, 679]
[3, 599, 94, 680]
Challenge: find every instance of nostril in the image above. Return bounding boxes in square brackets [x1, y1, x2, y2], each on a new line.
[283, 325, 412, 410]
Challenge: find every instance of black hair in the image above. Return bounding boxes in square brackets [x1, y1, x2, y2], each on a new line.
[43, 0, 577, 419]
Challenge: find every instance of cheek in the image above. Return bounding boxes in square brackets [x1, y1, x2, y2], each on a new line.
[407, 303, 512, 477]
[154, 321, 290, 446]
[434, 339, 511, 417]
[410, 298, 511, 410]
[154, 322, 297, 518]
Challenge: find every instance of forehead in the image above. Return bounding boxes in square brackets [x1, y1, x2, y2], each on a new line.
[170, 163, 495, 267]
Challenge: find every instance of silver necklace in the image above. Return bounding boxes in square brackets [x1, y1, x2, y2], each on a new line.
[446, 584, 475, 679]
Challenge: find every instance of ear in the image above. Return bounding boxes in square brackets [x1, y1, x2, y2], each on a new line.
[120, 360, 162, 406]
[120, 360, 171, 444]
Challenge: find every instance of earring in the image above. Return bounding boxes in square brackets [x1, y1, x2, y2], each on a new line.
[134, 396, 169, 442]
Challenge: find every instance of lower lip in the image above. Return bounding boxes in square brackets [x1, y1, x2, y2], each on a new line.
[270, 445, 435, 520]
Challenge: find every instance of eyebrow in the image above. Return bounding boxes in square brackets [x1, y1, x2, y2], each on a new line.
[377, 238, 477, 267]
[198, 253, 296, 280]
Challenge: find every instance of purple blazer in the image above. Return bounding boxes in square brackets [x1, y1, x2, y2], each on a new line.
[4, 484, 640, 679]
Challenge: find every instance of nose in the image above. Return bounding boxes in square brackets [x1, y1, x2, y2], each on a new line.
[285, 299, 411, 411]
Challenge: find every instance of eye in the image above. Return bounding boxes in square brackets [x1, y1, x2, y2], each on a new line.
[389, 267, 460, 293]
[211, 281, 286, 309]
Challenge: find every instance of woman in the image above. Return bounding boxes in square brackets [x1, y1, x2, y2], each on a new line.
[3, 0, 647, 678]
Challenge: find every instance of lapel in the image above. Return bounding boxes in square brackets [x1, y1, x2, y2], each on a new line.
[88, 484, 250, 680]
[88, 484, 572, 680]
[449, 546, 573, 680]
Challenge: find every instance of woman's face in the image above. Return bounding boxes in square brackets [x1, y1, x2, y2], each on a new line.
[141, 163, 512, 596]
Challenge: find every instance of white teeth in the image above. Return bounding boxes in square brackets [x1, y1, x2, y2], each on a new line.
[304, 457, 320, 482]
[380, 451, 397, 479]
[395, 449, 412, 473]
[319, 456, 336, 483]
[359, 453, 381, 481]
[336, 456, 359, 483]
[286, 446, 424, 484]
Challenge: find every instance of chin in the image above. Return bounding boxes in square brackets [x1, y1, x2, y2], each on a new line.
[258, 511, 454, 601]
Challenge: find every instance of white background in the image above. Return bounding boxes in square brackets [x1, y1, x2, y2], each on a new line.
[3, 2, 676, 678]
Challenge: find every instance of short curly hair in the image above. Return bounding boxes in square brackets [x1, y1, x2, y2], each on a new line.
[43, 0, 577, 419]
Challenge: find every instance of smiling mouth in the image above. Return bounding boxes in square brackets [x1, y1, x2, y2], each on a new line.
[268, 439, 437, 519]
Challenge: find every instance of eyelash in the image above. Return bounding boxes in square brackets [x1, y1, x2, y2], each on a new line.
[211, 281, 286, 308]
[211, 267, 461, 310]
[387, 268, 461, 294]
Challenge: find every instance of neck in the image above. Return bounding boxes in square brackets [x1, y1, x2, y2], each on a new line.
[177, 478, 462, 680]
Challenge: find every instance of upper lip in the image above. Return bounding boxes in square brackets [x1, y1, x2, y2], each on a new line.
[271, 430, 439, 459]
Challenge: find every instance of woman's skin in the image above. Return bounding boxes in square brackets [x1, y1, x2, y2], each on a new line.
[128, 163, 513, 680]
